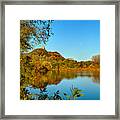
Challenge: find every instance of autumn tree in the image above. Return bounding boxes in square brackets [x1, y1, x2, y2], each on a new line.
[92, 55, 100, 64]
[20, 20, 54, 52]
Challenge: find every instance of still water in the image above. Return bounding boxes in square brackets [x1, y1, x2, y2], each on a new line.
[22, 71, 100, 100]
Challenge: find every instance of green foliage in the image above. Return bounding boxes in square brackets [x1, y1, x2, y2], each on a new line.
[20, 20, 54, 52]
[64, 86, 84, 100]
[21, 86, 83, 100]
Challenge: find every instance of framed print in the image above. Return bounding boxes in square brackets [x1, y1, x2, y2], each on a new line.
[0, 0, 119, 119]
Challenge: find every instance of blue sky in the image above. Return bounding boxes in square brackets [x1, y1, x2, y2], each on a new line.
[40, 20, 100, 61]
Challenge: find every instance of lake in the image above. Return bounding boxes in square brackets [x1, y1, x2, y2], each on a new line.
[21, 71, 100, 100]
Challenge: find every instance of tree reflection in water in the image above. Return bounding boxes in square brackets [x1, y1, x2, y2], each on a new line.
[20, 71, 99, 100]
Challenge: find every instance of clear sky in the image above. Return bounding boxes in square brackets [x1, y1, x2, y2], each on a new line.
[40, 20, 100, 61]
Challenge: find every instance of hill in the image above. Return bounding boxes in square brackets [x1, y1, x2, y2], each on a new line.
[21, 48, 100, 73]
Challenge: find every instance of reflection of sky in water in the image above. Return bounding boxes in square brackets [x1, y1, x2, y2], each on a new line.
[26, 76, 100, 100]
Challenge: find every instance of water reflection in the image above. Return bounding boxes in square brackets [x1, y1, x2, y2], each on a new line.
[20, 71, 100, 100]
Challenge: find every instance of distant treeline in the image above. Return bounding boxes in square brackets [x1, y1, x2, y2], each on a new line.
[20, 48, 100, 75]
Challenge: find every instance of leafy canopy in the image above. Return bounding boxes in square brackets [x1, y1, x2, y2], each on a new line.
[20, 20, 54, 52]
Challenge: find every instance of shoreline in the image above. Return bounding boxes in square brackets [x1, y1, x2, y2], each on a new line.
[52, 67, 100, 73]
